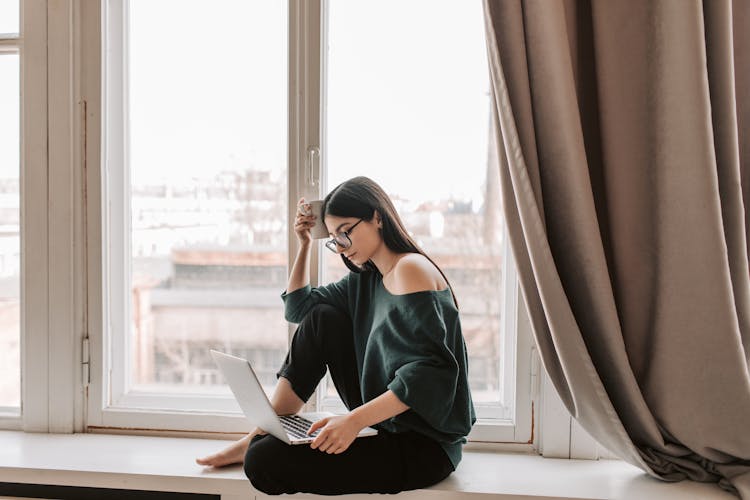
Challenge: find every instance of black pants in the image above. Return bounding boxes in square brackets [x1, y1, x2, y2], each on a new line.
[243, 303, 455, 495]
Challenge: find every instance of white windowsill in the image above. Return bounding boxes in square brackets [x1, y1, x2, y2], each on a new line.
[0, 431, 734, 500]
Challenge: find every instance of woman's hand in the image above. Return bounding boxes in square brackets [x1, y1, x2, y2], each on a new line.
[308, 414, 364, 454]
[293, 197, 316, 246]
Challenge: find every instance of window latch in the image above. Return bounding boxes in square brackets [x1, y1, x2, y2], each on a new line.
[306, 146, 320, 189]
[82, 337, 90, 387]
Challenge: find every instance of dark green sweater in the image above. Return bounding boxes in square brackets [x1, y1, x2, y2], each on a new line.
[280, 269, 476, 469]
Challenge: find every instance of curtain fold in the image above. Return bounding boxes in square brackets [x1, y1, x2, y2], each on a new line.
[483, 0, 750, 497]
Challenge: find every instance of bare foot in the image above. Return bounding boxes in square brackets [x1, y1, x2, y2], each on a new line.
[196, 432, 264, 468]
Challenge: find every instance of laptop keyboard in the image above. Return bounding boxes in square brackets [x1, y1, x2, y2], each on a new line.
[280, 415, 320, 440]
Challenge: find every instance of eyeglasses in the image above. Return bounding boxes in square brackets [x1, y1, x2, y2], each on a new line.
[325, 218, 365, 254]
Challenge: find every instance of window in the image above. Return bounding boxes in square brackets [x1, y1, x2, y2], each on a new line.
[0, 0, 21, 414]
[89, 0, 290, 432]
[88, 0, 535, 442]
[317, 0, 532, 442]
[125, 0, 288, 399]
[0, 0, 19, 34]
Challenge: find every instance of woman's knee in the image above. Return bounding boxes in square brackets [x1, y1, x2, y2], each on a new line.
[304, 303, 351, 330]
[295, 303, 352, 350]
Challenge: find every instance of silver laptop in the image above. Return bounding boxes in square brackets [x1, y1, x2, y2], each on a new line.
[210, 349, 378, 445]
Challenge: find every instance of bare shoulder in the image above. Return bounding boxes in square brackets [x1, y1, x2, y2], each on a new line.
[388, 253, 448, 295]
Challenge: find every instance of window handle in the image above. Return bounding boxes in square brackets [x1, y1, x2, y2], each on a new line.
[306, 146, 320, 188]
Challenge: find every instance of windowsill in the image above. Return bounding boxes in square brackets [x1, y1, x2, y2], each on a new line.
[0, 430, 734, 499]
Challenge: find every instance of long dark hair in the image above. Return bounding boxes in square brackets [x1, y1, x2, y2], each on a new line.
[322, 176, 459, 310]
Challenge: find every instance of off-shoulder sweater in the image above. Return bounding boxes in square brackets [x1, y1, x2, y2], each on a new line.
[280, 269, 476, 469]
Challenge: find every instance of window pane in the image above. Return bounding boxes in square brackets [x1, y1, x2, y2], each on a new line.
[0, 54, 20, 408]
[0, 1, 19, 35]
[127, 0, 288, 396]
[325, 1, 506, 407]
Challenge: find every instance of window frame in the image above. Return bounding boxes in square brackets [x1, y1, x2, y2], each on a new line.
[85, 0, 302, 433]
[313, 0, 535, 444]
[82, 0, 538, 444]
[0, 0, 85, 434]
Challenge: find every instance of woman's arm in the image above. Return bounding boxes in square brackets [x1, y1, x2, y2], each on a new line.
[287, 197, 315, 293]
[307, 390, 409, 454]
[349, 390, 409, 429]
[286, 240, 312, 293]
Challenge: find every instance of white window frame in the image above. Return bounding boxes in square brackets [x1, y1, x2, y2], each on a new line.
[0, 0, 84, 434]
[81, 0, 546, 449]
[312, 0, 535, 445]
[85, 0, 301, 433]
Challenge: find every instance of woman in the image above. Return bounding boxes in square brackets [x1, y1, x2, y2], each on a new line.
[196, 176, 475, 495]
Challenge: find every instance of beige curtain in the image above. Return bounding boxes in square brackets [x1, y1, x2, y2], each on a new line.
[483, 0, 750, 497]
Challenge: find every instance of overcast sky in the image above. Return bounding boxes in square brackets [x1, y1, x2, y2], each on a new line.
[1, 0, 491, 204]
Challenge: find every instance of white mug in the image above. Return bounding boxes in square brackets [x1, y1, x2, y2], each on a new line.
[305, 200, 328, 239]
